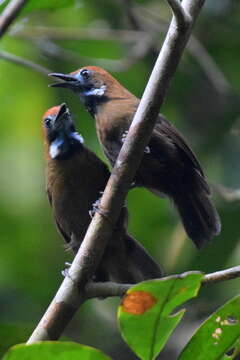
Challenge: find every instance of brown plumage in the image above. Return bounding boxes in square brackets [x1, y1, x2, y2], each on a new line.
[49, 67, 221, 248]
[42, 103, 161, 283]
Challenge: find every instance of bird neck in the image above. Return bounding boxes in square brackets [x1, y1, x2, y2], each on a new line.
[80, 93, 108, 117]
[47, 131, 84, 160]
[79, 82, 137, 118]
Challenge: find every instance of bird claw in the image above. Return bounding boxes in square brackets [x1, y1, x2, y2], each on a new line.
[61, 268, 69, 278]
[61, 262, 72, 278]
[89, 197, 114, 227]
[121, 130, 128, 143]
[89, 190, 105, 218]
[122, 130, 150, 153]
[61, 263, 77, 285]
[89, 198, 101, 218]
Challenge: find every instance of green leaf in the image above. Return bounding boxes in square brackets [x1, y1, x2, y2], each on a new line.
[118, 272, 203, 360]
[178, 295, 240, 360]
[3, 341, 111, 360]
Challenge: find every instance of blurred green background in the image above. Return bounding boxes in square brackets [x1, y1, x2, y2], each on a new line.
[0, 0, 239, 358]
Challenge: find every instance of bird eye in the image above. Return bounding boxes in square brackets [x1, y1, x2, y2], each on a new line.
[44, 117, 52, 128]
[80, 69, 90, 79]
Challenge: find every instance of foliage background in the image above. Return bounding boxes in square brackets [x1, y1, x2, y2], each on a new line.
[0, 0, 239, 358]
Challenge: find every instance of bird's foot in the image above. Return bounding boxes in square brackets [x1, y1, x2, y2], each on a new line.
[144, 146, 151, 154]
[121, 130, 128, 143]
[89, 198, 101, 218]
[89, 197, 114, 226]
[130, 181, 136, 188]
[61, 262, 72, 278]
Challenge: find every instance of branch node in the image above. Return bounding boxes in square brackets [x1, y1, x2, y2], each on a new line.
[166, 0, 192, 29]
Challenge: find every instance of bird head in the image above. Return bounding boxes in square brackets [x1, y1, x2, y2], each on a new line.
[42, 103, 84, 159]
[49, 66, 135, 115]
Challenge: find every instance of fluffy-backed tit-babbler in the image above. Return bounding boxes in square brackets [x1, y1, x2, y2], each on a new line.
[42, 103, 161, 283]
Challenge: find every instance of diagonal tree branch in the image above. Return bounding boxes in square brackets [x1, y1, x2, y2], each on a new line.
[27, 0, 207, 344]
[0, 0, 28, 38]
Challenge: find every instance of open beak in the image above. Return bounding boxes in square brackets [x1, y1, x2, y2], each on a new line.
[48, 72, 78, 88]
[54, 103, 69, 128]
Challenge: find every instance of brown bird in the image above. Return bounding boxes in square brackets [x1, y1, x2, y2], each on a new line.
[49, 67, 221, 249]
[42, 103, 161, 283]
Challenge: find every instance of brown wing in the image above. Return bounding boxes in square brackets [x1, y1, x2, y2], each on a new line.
[155, 116, 204, 175]
[131, 99, 205, 180]
[47, 188, 72, 243]
[151, 115, 210, 194]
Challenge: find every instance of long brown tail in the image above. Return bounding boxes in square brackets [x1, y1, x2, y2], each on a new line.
[174, 190, 221, 249]
[96, 234, 162, 283]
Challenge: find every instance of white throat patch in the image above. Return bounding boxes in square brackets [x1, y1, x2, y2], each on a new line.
[49, 138, 63, 159]
[71, 132, 84, 143]
[84, 85, 106, 97]
[49, 132, 84, 159]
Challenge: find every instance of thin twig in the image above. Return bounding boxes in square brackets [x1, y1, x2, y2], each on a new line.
[12, 26, 145, 42]
[203, 266, 240, 285]
[27, 0, 206, 344]
[85, 281, 131, 299]
[213, 184, 240, 202]
[85, 265, 240, 298]
[0, 50, 52, 75]
[0, 0, 28, 38]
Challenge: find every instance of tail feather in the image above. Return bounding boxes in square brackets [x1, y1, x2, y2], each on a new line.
[97, 234, 162, 284]
[174, 190, 221, 248]
[125, 234, 162, 281]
